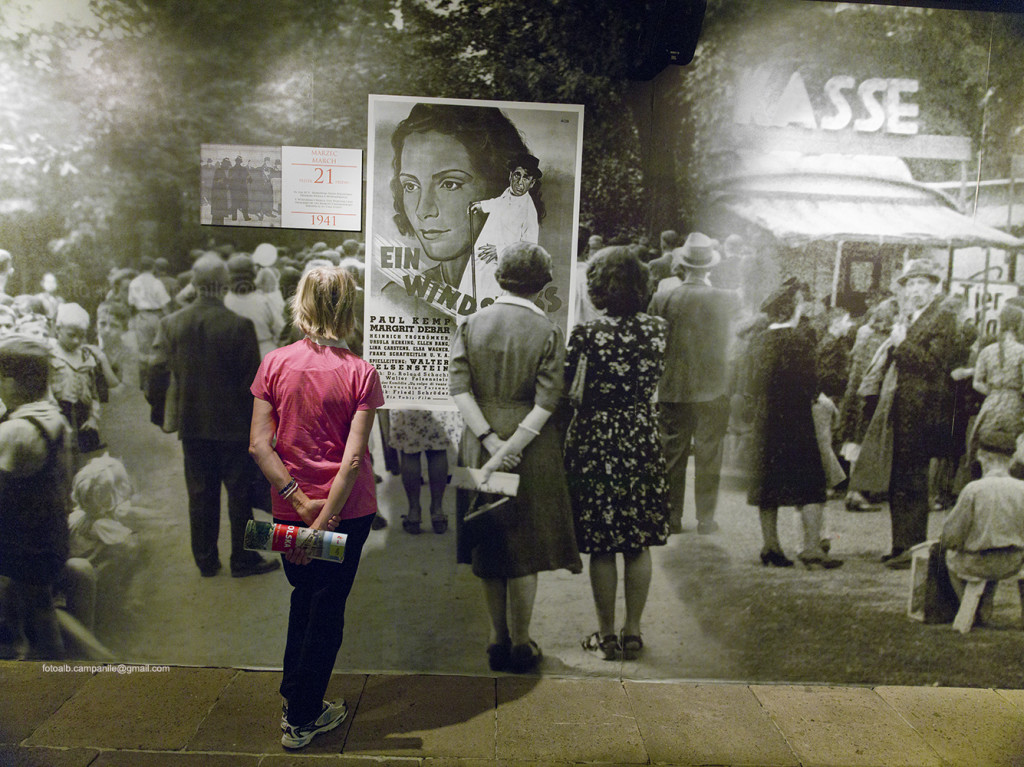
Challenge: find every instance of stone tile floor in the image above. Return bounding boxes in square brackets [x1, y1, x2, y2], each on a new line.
[3, 661, 1024, 766]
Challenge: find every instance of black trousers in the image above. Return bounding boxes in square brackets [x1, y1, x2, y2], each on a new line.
[181, 438, 255, 573]
[889, 395, 931, 553]
[278, 512, 374, 726]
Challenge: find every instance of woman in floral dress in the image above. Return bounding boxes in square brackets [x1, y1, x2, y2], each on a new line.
[563, 247, 670, 661]
[967, 304, 1024, 474]
[388, 409, 462, 534]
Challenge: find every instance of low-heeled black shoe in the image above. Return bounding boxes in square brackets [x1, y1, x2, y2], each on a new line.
[760, 549, 794, 567]
[509, 641, 542, 673]
[882, 550, 913, 570]
[880, 548, 906, 564]
[486, 639, 512, 672]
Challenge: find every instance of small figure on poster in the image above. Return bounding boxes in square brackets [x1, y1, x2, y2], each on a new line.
[228, 155, 252, 221]
[211, 158, 231, 225]
[460, 154, 542, 309]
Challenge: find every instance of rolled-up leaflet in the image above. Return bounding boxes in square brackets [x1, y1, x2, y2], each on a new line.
[244, 519, 346, 563]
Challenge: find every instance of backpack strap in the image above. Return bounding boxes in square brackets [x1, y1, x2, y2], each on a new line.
[19, 414, 63, 462]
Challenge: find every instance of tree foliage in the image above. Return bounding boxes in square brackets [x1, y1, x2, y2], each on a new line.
[668, 0, 1024, 225]
[0, 0, 1021, 307]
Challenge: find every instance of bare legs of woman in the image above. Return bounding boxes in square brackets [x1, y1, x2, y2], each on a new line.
[797, 503, 843, 570]
[759, 505, 842, 569]
[399, 452, 421, 532]
[589, 554, 618, 639]
[758, 507, 793, 567]
[584, 549, 651, 660]
[482, 574, 540, 673]
[757, 505, 786, 565]
[399, 450, 449, 534]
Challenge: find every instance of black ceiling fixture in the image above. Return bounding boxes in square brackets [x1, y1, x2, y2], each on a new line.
[628, 0, 708, 80]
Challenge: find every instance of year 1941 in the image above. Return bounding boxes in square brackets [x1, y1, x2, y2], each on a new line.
[311, 214, 336, 226]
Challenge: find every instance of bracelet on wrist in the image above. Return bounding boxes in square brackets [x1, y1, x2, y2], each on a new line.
[477, 427, 495, 441]
[278, 478, 298, 499]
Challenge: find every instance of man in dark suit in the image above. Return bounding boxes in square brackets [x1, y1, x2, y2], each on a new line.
[149, 253, 278, 578]
[228, 155, 252, 221]
[649, 233, 742, 534]
[884, 258, 967, 569]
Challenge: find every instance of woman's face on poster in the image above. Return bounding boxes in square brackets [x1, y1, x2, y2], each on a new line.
[398, 131, 488, 264]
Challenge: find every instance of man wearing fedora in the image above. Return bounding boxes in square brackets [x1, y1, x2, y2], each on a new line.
[884, 258, 968, 569]
[650, 232, 742, 534]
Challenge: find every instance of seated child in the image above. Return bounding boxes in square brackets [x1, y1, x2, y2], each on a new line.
[941, 427, 1024, 626]
[0, 335, 74, 659]
[63, 455, 140, 637]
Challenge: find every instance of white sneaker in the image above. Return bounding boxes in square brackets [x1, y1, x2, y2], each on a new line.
[280, 699, 348, 749]
[280, 699, 330, 731]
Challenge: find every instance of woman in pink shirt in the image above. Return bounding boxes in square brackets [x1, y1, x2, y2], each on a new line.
[249, 266, 384, 749]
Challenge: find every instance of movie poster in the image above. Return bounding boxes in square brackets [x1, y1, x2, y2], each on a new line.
[365, 95, 585, 407]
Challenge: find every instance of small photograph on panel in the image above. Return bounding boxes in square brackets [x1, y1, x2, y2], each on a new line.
[200, 144, 282, 227]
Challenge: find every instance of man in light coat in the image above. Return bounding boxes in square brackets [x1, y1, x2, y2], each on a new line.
[649, 233, 741, 534]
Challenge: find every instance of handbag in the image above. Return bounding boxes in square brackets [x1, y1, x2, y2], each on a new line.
[461, 489, 519, 552]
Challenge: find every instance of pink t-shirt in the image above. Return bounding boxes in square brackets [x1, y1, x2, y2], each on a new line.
[251, 338, 385, 522]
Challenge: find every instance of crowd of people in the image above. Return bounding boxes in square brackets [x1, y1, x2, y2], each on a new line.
[555, 230, 1024, 654]
[3, 225, 1024, 748]
[0, 240, 371, 664]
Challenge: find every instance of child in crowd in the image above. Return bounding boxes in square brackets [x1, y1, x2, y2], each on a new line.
[49, 303, 118, 456]
[0, 335, 74, 659]
[64, 455, 141, 636]
[15, 311, 50, 339]
[941, 427, 1024, 626]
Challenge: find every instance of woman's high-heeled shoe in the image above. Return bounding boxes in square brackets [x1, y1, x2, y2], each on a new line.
[760, 549, 794, 567]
